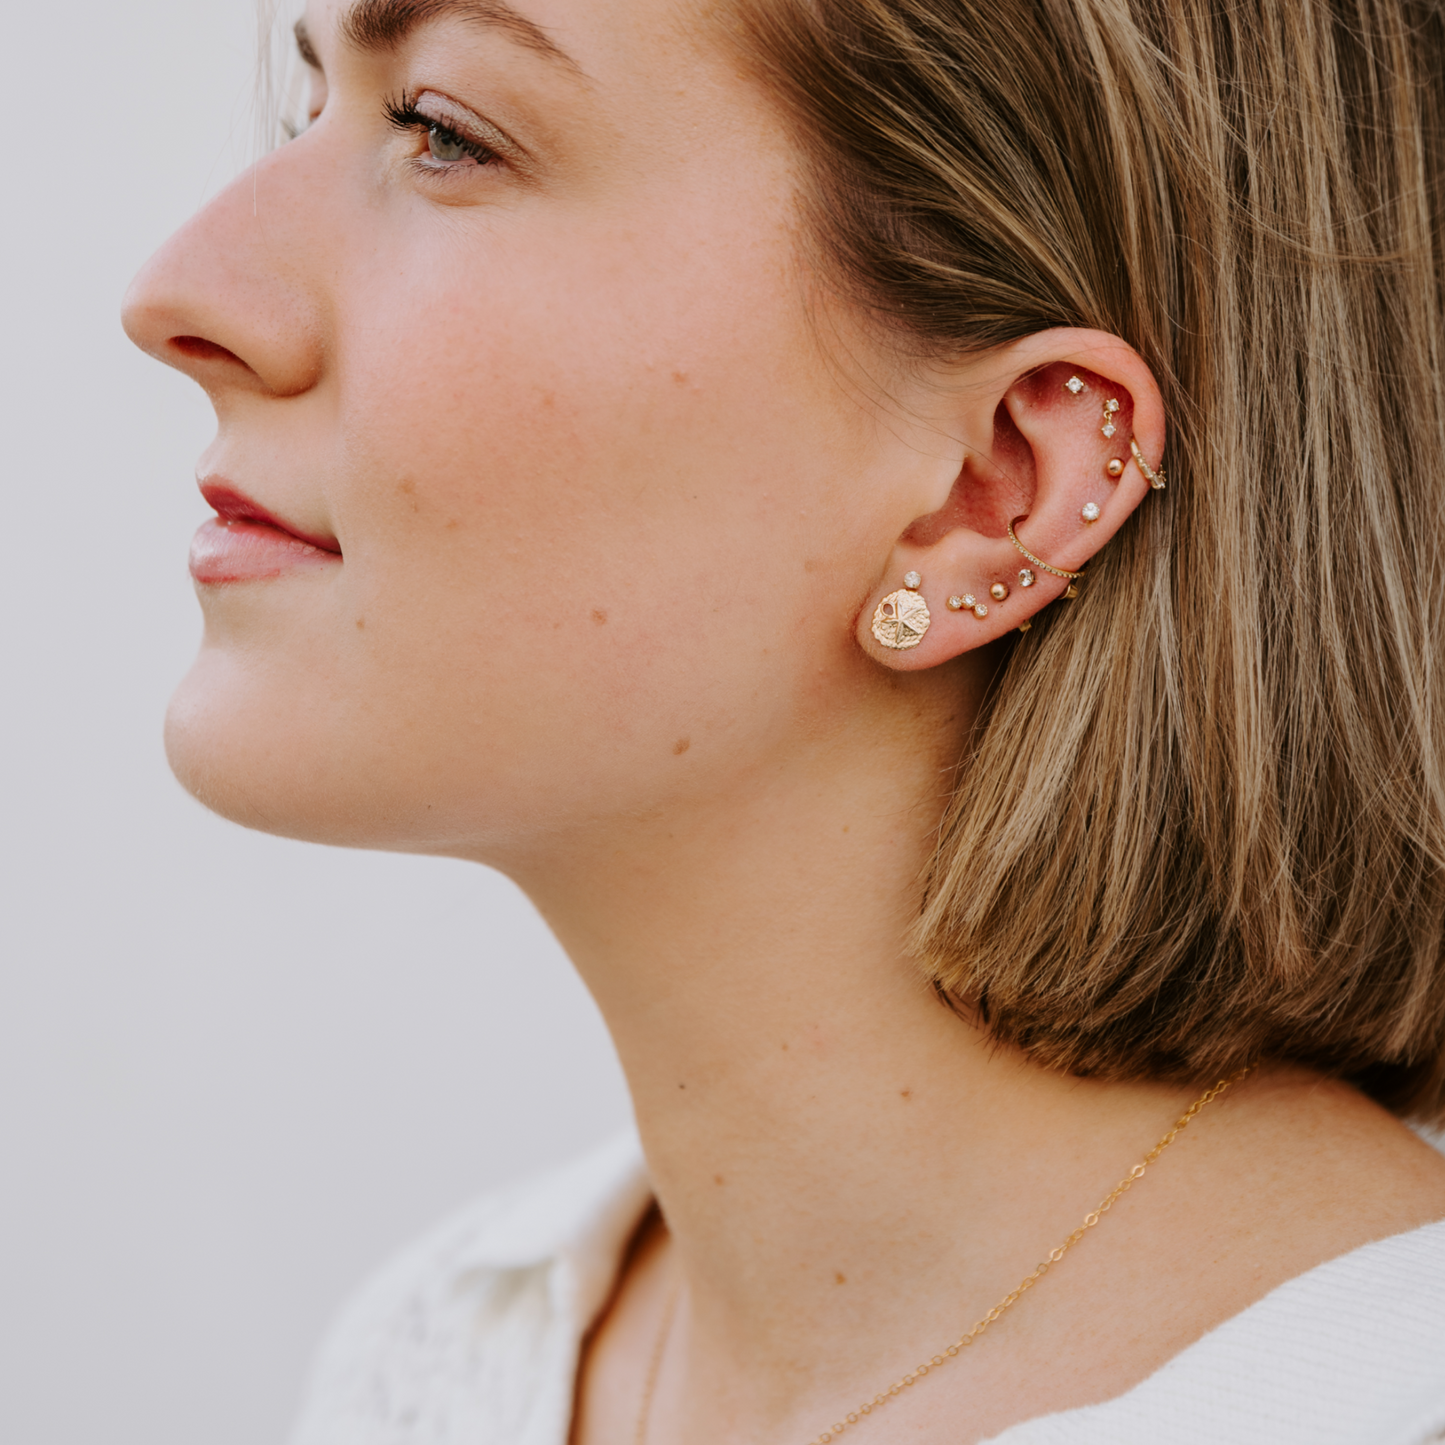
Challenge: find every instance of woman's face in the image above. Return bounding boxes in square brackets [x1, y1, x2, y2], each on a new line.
[123, 0, 957, 862]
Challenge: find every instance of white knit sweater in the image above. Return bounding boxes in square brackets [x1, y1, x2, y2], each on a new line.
[289, 1133, 1445, 1445]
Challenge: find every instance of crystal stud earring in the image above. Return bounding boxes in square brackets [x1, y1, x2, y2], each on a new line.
[1064, 375, 1086, 395]
[1018, 568, 1036, 588]
[1101, 398, 1120, 439]
[1081, 502, 1101, 523]
[947, 594, 967, 611]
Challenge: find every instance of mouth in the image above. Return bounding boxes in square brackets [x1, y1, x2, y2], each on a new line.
[191, 481, 342, 585]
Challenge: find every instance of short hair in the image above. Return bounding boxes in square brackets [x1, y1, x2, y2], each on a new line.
[733, 0, 1445, 1119]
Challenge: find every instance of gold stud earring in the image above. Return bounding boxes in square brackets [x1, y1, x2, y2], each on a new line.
[946, 594, 965, 611]
[989, 582, 1009, 602]
[1101, 398, 1120, 439]
[872, 572, 930, 649]
[1106, 458, 1124, 478]
[1064, 375, 1087, 395]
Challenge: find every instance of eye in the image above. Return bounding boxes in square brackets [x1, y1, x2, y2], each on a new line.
[384, 91, 503, 170]
[426, 123, 486, 164]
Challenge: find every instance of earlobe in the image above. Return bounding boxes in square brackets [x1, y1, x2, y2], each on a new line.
[858, 328, 1167, 669]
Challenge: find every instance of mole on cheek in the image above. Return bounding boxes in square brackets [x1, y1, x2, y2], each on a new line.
[673, 738, 691, 756]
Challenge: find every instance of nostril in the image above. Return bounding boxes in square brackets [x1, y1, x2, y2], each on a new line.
[171, 335, 242, 364]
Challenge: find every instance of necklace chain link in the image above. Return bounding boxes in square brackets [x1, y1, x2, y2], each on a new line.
[635, 1069, 1250, 1445]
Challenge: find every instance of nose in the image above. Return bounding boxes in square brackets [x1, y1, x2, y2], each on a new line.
[122, 139, 328, 402]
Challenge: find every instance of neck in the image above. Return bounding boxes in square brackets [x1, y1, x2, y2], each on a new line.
[500, 667, 1194, 1427]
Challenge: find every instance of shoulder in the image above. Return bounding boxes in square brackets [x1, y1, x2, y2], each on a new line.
[287, 1131, 651, 1445]
[989, 1219, 1445, 1445]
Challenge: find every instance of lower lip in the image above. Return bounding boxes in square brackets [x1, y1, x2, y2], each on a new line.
[189, 518, 341, 585]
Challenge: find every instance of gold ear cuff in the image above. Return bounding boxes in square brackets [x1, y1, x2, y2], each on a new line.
[1006, 519, 1086, 581]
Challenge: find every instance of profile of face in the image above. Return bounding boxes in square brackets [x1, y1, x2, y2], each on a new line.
[122, 0, 1154, 871]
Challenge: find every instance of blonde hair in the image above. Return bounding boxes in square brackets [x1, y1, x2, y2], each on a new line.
[735, 0, 1445, 1118]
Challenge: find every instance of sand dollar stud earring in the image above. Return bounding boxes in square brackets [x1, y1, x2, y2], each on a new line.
[1081, 501, 1101, 523]
[872, 572, 930, 650]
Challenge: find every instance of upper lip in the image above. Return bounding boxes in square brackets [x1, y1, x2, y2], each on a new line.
[199, 480, 342, 554]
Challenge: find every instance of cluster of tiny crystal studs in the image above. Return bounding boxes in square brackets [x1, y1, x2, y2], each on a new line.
[946, 578, 1011, 618]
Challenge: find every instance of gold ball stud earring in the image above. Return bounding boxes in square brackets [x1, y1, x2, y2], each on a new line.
[872, 572, 930, 649]
[1106, 458, 1125, 478]
[989, 582, 1009, 602]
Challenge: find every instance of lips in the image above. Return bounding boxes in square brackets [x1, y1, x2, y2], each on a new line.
[191, 482, 341, 585]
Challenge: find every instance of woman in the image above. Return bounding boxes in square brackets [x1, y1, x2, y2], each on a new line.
[122, 0, 1445, 1439]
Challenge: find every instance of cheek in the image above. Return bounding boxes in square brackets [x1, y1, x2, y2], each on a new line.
[174, 187, 891, 850]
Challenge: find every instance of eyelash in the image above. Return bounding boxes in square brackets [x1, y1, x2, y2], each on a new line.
[383, 91, 500, 168]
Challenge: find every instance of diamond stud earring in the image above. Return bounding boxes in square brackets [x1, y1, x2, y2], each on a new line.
[1101, 398, 1120, 438]
[1018, 568, 1036, 588]
[1081, 502, 1101, 523]
[1064, 375, 1087, 395]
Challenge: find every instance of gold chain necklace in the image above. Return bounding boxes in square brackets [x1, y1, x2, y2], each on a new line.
[634, 1069, 1249, 1445]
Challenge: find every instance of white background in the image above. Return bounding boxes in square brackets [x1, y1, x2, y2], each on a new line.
[0, 4, 632, 1442]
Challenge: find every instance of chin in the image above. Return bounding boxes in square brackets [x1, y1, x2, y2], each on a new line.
[163, 642, 415, 850]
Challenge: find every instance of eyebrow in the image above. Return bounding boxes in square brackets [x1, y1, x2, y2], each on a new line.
[318, 0, 582, 72]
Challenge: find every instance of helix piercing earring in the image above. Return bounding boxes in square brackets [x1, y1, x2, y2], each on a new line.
[990, 582, 1009, 602]
[1106, 458, 1125, 478]
[872, 571, 930, 649]
[1081, 502, 1101, 523]
[1101, 398, 1120, 439]
[1064, 375, 1087, 395]
[1130, 437, 1167, 490]
[1018, 568, 1036, 588]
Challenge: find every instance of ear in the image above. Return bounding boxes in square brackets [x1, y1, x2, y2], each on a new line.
[857, 328, 1166, 669]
